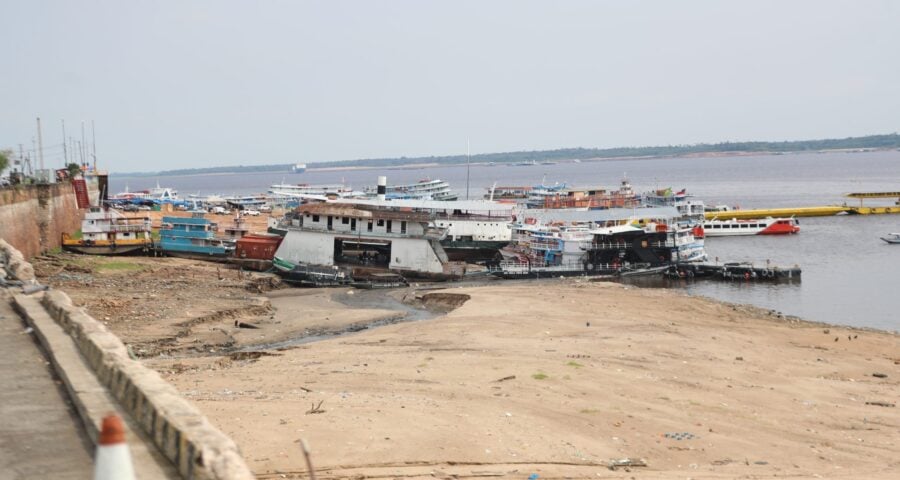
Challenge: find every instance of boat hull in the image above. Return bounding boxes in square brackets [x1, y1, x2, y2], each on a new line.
[441, 240, 509, 263]
[62, 242, 151, 256]
[161, 250, 232, 262]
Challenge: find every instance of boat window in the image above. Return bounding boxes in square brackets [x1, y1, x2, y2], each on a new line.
[367, 221, 373, 232]
[377, 219, 385, 227]
[342, 217, 349, 225]
[401, 221, 407, 234]
[386, 220, 392, 233]
[312, 215, 320, 222]
[351, 218, 356, 231]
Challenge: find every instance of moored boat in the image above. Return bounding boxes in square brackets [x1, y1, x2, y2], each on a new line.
[703, 217, 800, 236]
[365, 178, 457, 201]
[881, 232, 900, 244]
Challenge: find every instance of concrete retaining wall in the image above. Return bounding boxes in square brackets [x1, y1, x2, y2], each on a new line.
[0, 240, 254, 479]
[0, 181, 99, 258]
[40, 290, 255, 479]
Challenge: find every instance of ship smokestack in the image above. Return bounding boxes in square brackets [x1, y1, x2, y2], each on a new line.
[377, 176, 386, 201]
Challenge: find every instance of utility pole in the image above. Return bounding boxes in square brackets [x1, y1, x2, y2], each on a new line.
[465, 137, 470, 201]
[91, 120, 97, 171]
[61, 119, 68, 166]
[36, 117, 45, 173]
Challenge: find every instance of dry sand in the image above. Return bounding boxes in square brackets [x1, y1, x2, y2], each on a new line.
[132, 280, 900, 479]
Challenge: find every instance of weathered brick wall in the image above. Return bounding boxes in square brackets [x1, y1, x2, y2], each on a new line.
[0, 182, 97, 258]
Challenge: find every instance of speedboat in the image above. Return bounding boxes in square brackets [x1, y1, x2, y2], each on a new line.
[703, 217, 800, 236]
[881, 233, 900, 244]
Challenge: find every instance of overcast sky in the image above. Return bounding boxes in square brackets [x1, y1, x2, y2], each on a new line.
[2, 1, 899, 172]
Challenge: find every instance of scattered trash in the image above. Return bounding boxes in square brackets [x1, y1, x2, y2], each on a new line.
[21, 327, 34, 334]
[22, 283, 49, 295]
[607, 458, 647, 470]
[872, 373, 887, 378]
[865, 401, 895, 408]
[234, 320, 260, 329]
[663, 432, 697, 440]
[754, 461, 769, 465]
[735, 356, 743, 361]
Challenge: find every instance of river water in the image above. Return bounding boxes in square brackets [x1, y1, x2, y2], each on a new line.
[112, 150, 900, 330]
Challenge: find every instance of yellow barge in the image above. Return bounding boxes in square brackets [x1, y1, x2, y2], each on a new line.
[704, 191, 900, 219]
[704, 206, 849, 220]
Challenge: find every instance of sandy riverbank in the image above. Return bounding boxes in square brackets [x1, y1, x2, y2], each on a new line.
[30, 254, 405, 357]
[130, 279, 899, 479]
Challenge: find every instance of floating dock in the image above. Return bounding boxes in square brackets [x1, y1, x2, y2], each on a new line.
[667, 263, 801, 281]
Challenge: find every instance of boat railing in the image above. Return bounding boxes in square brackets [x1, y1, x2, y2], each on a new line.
[85, 223, 152, 233]
[490, 260, 619, 274]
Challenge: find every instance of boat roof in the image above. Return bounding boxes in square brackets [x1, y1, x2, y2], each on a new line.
[523, 206, 680, 223]
[297, 203, 432, 222]
[333, 198, 515, 212]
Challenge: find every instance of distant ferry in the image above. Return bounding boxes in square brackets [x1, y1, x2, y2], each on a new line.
[111, 181, 179, 203]
[268, 183, 359, 200]
[365, 178, 457, 201]
[291, 163, 307, 173]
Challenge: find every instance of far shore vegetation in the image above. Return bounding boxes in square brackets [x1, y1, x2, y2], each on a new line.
[116, 132, 900, 177]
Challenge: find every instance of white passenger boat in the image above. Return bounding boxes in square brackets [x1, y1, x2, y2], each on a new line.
[704, 217, 800, 236]
[365, 178, 457, 201]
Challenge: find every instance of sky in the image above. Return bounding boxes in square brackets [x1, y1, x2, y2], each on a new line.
[2, 0, 899, 172]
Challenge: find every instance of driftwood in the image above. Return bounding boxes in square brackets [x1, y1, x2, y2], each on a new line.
[865, 401, 896, 408]
[492, 375, 516, 383]
[608, 457, 648, 470]
[306, 400, 326, 414]
[298, 438, 317, 480]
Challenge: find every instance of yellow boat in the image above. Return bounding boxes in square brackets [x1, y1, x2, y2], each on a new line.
[62, 208, 154, 255]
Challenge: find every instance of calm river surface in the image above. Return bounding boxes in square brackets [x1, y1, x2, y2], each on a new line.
[112, 150, 900, 330]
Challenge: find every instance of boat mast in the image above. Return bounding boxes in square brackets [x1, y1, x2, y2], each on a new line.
[465, 138, 470, 200]
[91, 120, 97, 171]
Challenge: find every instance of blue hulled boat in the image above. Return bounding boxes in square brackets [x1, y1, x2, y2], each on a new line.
[159, 214, 235, 260]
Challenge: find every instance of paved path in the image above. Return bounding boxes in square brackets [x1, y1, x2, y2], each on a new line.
[0, 291, 93, 479]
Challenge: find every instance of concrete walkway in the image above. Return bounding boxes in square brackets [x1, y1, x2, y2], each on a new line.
[0, 291, 94, 479]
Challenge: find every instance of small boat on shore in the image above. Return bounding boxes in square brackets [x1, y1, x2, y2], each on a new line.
[62, 207, 154, 255]
[703, 217, 800, 236]
[881, 233, 900, 244]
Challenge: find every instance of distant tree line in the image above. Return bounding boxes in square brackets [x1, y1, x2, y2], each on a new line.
[124, 133, 900, 177]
